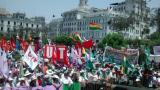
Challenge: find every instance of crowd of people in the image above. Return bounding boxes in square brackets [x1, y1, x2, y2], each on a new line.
[0, 46, 160, 90]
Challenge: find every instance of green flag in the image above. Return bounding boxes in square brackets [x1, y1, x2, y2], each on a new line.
[122, 56, 132, 74]
[86, 60, 94, 72]
[145, 47, 150, 65]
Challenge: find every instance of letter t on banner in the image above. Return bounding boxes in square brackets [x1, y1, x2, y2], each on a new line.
[56, 45, 68, 65]
[59, 48, 65, 59]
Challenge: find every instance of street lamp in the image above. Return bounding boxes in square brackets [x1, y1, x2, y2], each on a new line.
[52, 14, 59, 37]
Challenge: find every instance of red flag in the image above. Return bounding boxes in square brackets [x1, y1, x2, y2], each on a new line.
[19, 38, 28, 51]
[10, 37, 16, 50]
[82, 39, 94, 49]
[0, 37, 7, 51]
[6, 41, 11, 51]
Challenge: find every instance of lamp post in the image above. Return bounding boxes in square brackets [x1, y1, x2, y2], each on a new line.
[52, 14, 59, 37]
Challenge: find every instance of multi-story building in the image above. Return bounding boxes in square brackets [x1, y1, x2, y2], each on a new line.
[49, 0, 151, 40]
[0, 8, 45, 33]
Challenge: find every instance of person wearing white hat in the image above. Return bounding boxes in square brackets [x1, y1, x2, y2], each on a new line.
[5, 77, 13, 89]
[46, 69, 54, 75]
[61, 72, 73, 90]
[23, 70, 31, 87]
[16, 77, 26, 87]
[37, 73, 43, 86]
[30, 75, 38, 87]
[24, 70, 32, 77]
[52, 74, 62, 90]
[42, 74, 52, 87]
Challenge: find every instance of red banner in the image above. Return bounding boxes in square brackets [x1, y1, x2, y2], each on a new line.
[43, 45, 69, 65]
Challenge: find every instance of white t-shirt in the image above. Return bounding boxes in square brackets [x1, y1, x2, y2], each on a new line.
[153, 76, 157, 81]
[157, 78, 160, 83]
[61, 75, 73, 85]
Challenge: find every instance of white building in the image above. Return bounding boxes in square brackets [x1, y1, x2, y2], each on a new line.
[0, 9, 45, 33]
[49, 0, 153, 40]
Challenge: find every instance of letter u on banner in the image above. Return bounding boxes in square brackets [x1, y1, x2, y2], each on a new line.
[56, 45, 67, 63]
[44, 45, 55, 58]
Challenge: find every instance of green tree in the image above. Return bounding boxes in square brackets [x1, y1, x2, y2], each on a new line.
[98, 33, 127, 49]
[54, 35, 74, 46]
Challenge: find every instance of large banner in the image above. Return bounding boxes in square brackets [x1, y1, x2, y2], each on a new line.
[43, 45, 68, 65]
[23, 46, 38, 70]
[153, 46, 160, 55]
[105, 47, 139, 64]
[0, 48, 9, 78]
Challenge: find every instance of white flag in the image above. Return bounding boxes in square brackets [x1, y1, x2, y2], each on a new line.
[0, 48, 9, 78]
[23, 46, 38, 70]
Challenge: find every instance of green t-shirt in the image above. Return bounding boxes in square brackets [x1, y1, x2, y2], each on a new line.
[70, 82, 81, 90]
[63, 84, 70, 90]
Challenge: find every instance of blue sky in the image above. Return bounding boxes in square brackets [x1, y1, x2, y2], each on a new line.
[0, 0, 159, 23]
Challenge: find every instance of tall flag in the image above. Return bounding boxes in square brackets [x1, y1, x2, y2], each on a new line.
[0, 37, 7, 51]
[19, 37, 29, 51]
[89, 22, 102, 30]
[34, 37, 41, 53]
[0, 48, 9, 78]
[16, 39, 21, 51]
[23, 45, 38, 70]
[10, 37, 16, 50]
[71, 32, 83, 43]
[145, 47, 150, 66]
[121, 56, 132, 74]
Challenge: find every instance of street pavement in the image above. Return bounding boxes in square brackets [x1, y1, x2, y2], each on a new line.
[112, 84, 155, 90]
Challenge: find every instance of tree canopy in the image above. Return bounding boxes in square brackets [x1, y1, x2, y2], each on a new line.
[99, 33, 127, 49]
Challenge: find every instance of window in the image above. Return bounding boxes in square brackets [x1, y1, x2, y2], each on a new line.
[7, 28, 10, 32]
[1, 20, 3, 24]
[31, 24, 34, 27]
[8, 21, 10, 25]
[1, 27, 3, 31]
[14, 22, 16, 25]
[26, 23, 28, 27]
[20, 22, 22, 26]
[36, 25, 39, 28]
[133, 5, 135, 8]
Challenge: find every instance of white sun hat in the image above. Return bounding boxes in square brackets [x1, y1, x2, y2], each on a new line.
[44, 75, 50, 78]
[46, 69, 54, 75]
[52, 75, 59, 79]
[44, 58, 49, 62]
[8, 77, 13, 81]
[37, 73, 43, 77]
[19, 77, 25, 81]
[24, 70, 32, 76]
[31, 75, 37, 80]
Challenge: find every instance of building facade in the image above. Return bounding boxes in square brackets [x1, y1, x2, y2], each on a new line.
[0, 9, 45, 33]
[50, 0, 152, 40]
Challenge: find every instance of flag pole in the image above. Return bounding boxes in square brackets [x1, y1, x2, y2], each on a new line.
[103, 43, 107, 61]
